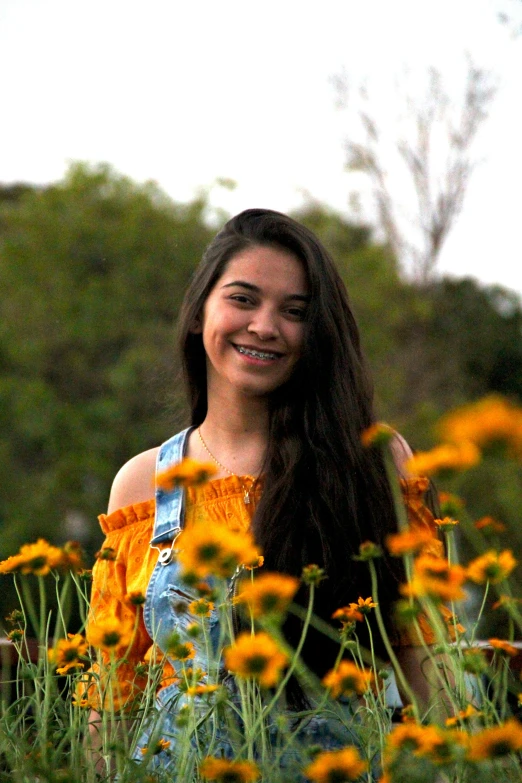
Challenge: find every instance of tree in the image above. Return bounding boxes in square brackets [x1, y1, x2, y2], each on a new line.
[336, 62, 496, 281]
[0, 163, 216, 560]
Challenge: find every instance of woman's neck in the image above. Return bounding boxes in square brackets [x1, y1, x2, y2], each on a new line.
[190, 392, 269, 478]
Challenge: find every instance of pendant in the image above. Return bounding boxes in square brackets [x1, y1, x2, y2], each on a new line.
[243, 490, 251, 505]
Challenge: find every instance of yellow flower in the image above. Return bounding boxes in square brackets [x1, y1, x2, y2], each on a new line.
[48, 633, 88, 675]
[199, 756, 260, 782]
[7, 629, 24, 643]
[185, 683, 219, 697]
[224, 631, 288, 688]
[361, 422, 395, 448]
[354, 541, 383, 561]
[434, 517, 459, 530]
[467, 719, 522, 761]
[244, 555, 264, 570]
[95, 547, 117, 561]
[304, 746, 367, 782]
[156, 458, 217, 492]
[141, 738, 171, 756]
[466, 549, 517, 584]
[0, 539, 64, 576]
[322, 660, 373, 698]
[60, 540, 85, 571]
[386, 528, 435, 557]
[177, 523, 260, 579]
[235, 572, 299, 617]
[474, 516, 506, 533]
[439, 395, 522, 457]
[401, 554, 467, 602]
[188, 598, 215, 617]
[489, 638, 518, 656]
[165, 636, 196, 661]
[405, 441, 480, 477]
[438, 491, 465, 518]
[124, 591, 146, 606]
[332, 597, 377, 624]
[445, 704, 481, 727]
[87, 618, 134, 651]
[386, 722, 446, 757]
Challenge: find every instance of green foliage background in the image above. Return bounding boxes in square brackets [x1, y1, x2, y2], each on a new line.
[1, 163, 522, 629]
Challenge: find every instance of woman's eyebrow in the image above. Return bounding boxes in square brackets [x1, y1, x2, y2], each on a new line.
[221, 280, 310, 301]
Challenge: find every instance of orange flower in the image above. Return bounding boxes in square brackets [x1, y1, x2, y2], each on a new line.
[165, 636, 196, 662]
[401, 554, 467, 602]
[489, 638, 518, 656]
[332, 597, 377, 624]
[467, 719, 522, 761]
[474, 516, 506, 533]
[177, 523, 260, 579]
[0, 539, 64, 576]
[439, 395, 522, 457]
[434, 517, 459, 530]
[405, 442, 480, 477]
[199, 757, 260, 782]
[386, 528, 434, 557]
[124, 591, 146, 606]
[304, 746, 367, 782]
[87, 618, 134, 651]
[466, 550, 517, 584]
[361, 422, 395, 448]
[185, 684, 219, 697]
[354, 541, 383, 561]
[141, 738, 171, 756]
[48, 633, 88, 675]
[188, 598, 215, 617]
[244, 555, 264, 570]
[445, 704, 481, 727]
[322, 660, 373, 698]
[224, 631, 288, 688]
[386, 722, 447, 758]
[438, 491, 465, 518]
[235, 572, 299, 617]
[157, 458, 217, 492]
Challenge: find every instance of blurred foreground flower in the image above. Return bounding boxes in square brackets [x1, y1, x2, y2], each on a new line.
[0, 539, 67, 576]
[467, 718, 522, 760]
[439, 394, 522, 458]
[466, 550, 517, 584]
[87, 618, 134, 651]
[322, 660, 373, 698]
[386, 528, 435, 557]
[157, 458, 217, 491]
[332, 597, 377, 624]
[224, 631, 288, 687]
[401, 554, 467, 602]
[405, 441, 480, 478]
[48, 633, 88, 675]
[177, 523, 260, 579]
[304, 746, 367, 782]
[361, 422, 395, 448]
[235, 572, 299, 618]
[199, 756, 260, 782]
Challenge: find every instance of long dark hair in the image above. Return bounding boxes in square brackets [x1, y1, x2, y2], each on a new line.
[178, 209, 404, 685]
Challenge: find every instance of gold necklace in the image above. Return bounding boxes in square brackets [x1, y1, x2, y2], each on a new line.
[197, 427, 259, 505]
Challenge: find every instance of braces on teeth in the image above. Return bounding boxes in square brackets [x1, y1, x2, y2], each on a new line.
[237, 346, 278, 360]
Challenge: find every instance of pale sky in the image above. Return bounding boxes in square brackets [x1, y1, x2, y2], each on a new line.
[1, 0, 521, 295]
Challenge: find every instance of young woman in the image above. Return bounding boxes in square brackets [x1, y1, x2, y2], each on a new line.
[86, 209, 442, 771]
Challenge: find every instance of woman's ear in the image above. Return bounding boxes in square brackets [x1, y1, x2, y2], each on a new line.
[189, 314, 203, 334]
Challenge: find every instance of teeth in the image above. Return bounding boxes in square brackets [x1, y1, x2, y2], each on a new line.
[237, 346, 279, 360]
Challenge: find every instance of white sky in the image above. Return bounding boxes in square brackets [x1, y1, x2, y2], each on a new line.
[1, 0, 521, 295]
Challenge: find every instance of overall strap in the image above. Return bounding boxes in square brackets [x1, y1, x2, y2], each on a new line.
[151, 427, 193, 545]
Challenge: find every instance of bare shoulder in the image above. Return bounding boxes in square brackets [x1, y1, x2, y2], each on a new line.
[389, 432, 413, 478]
[107, 447, 160, 514]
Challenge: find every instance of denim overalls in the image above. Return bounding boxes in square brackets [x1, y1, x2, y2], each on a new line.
[131, 428, 365, 775]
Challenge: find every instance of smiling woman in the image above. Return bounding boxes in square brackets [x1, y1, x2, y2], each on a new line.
[86, 208, 442, 775]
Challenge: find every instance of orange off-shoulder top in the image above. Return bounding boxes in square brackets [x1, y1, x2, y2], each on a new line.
[83, 475, 442, 710]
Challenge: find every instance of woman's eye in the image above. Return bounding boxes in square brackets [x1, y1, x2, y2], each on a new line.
[286, 307, 307, 320]
[229, 294, 253, 305]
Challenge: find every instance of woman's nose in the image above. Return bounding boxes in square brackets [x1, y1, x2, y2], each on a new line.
[246, 308, 279, 340]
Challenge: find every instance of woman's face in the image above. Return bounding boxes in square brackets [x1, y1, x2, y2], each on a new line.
[198, 244, 309, 400]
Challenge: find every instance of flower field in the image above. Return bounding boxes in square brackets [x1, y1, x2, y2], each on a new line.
[1, 396, 522, 782]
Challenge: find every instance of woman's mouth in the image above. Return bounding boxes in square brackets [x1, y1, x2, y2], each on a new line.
[234, 345, 282, 361]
